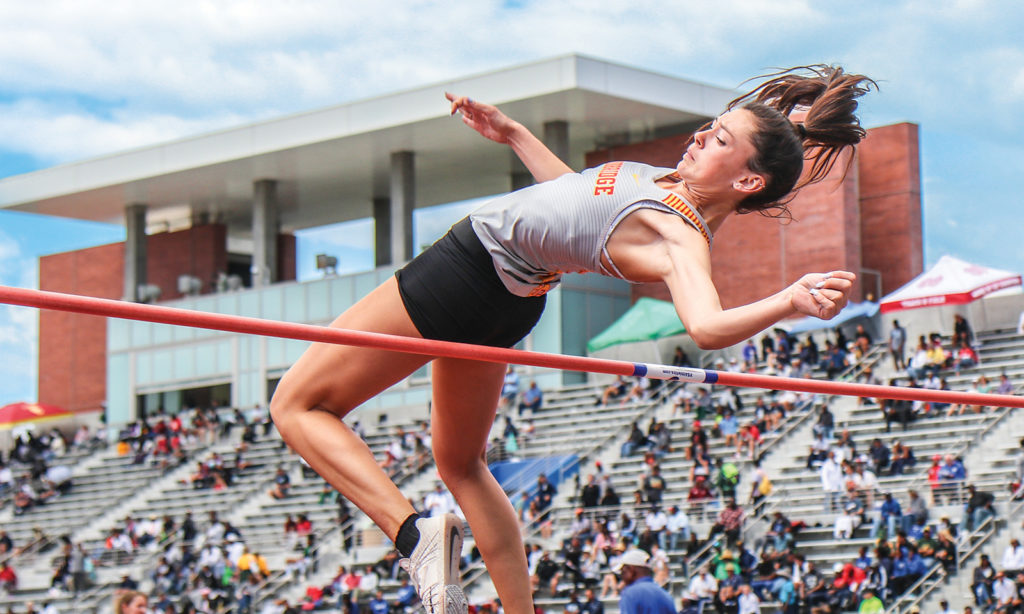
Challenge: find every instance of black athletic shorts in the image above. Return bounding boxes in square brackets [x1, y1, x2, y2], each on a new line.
[395, 217, 546, 348]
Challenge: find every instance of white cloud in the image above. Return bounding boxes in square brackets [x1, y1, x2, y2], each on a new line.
[0, 228, 38, 405]
[0, 99, 248, 164]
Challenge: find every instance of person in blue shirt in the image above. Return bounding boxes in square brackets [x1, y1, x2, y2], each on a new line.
[518, 381, 543, 416]
[615, 549, 676, 614]
[871, 492, 902, 539]
[580, 588, 605, 614]
[392, 578, 418, 613]
[773, 569, 798, 614]
[742, 340, 758, 370]
[368, 590, 390, 614]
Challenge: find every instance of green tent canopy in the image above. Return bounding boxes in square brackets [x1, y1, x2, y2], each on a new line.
[586, 297, 686, 353]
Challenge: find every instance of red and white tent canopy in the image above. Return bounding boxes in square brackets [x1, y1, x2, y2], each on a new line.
[880, 255, 1022, 313]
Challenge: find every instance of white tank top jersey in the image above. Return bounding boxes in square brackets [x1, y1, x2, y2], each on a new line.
[469, 161, 714, 297]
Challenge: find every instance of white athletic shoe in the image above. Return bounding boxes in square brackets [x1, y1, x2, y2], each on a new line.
[398, 513, 467, 614]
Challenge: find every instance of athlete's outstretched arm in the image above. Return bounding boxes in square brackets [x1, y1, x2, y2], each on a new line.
[657, 228, 854, 350]
[446, 93, 573, 183]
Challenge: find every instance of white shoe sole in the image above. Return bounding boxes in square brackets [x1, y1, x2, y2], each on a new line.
[437, 513, 466, 614]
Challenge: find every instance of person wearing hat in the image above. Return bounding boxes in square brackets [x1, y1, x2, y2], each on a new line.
[614, 549, 675, 614]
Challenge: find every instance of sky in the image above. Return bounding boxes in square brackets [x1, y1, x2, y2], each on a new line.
[0, 0, 1023, 405]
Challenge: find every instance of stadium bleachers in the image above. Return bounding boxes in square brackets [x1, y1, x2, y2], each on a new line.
[0, 326, 1021, 614]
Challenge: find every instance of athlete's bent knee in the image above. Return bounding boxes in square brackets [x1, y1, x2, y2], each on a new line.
[436, 455, 488, 490]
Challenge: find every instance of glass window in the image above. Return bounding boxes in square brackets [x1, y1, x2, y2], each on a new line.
[306, 280, 331, 323]
[283, 284, 306, 322]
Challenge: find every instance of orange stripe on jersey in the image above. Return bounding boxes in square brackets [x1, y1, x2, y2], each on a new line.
[661, 193, 711, 248]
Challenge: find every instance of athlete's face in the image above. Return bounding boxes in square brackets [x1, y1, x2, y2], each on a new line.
[676, 108, 765, 198]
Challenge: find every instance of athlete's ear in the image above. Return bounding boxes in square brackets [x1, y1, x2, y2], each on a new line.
[733, 172, 765, 195]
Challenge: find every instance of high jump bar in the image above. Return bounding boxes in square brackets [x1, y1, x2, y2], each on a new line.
[0, 284, 1021, 409]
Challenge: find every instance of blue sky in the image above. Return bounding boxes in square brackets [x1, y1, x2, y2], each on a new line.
[1, 0, 1023, 405]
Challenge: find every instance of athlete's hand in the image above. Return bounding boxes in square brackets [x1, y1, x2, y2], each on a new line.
[789, 271, 855, 320]
[446, 92, 519, 144]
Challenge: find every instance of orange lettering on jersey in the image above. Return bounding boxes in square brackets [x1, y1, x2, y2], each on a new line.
[661, 193, 711, 248]
[593, 162, 624, 195]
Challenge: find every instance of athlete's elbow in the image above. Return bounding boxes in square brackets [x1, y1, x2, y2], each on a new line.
[686, 326, 730, 351]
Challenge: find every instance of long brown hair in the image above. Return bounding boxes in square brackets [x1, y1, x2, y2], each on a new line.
[724, 65, 876, 217]
[114, 590, 147, 613]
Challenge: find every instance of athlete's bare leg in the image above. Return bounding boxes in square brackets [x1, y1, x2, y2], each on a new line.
[431, 357, 535, 614]
[270, 277, 430, 538]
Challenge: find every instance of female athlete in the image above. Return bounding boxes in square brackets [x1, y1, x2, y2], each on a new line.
[270, 65, 874, 614]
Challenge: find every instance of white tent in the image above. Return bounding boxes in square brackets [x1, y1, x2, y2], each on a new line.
[880, 255, 1021, 313]
[878, 255, 1023, 343]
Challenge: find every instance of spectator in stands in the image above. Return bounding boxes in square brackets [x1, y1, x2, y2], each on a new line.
[833, 485, 864, 540]
[857, 588, 884, 614]
[737, 422, 761, 460]
[811, 405, 835, 441]
[621, 422, 649, 458]
[685, 564, 719, 614]
[600, 486, 621, 508]
[535, 473, 557, 511]
[953, 314, 974, 348]
[666, 505, 691, 551]
[889, 442, 917, 476]
[823, 341, 849, 379]
[972, 554, 996, 609]
[711, 498, 744, 547]
[992, 571, 1016, 613]
[644, 505, 668, 550]
[882, 386, 915, 433]
[821, 451, 844, 513]
[0, 560, 16, 593]
[579, 474, 601, 509]
[960, 484, 996, 534]
[900, 489, 929, 534]
[600, 376, 629, 406]
[871, 492, 902, 539]
[807, 432, 831, 471]
[906, 339, 929, 381]
[867, 439, 890, 475]
[268, 466, 291, 499]
[953, 341, 980, 375]
[519, 381, 543, 416]
[424, 482, 457, 518]
[643, 466, 667, 504]
[523, 499, 552, 539]
[1001, 539, 1024, 577]
[688, 476, 714, 511]
[715, 458, 741, 501]
[933, 529, 958, 572]
[738, 583, 761, 614]
[501, 366, 521, 409]
[935, 455, 967, 504]
[888, 320, 907, 371]
[391, 576, 418, 613]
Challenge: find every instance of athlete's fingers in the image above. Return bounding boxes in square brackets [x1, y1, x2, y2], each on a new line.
[808, 288, 838, 316]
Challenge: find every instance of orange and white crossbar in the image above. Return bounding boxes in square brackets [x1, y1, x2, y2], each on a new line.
[1, 284, 1021, 409]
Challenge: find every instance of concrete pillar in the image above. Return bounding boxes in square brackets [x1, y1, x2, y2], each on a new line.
[252, 179, 279, 286]
[123, 204, 147, 302]
[373, 196, 392, 267]
[543, 120, 570, 166]
[390, 151, 415, 263]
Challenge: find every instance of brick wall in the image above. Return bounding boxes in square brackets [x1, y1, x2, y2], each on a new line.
[38, 225, 297, 413]
[586, 124, 921, 310]
[857, 123, 923, 297]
